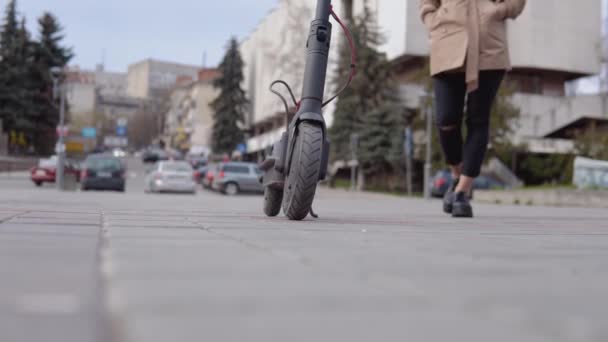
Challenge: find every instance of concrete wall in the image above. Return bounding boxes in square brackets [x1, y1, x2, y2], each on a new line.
[165, 80, 218, 149]
[189, 81, 218, 147]
[95, 69, 127, 97]
[127, 59, 200, 99]
[127, 61, 151, 98]
[68, 82, 96, 115]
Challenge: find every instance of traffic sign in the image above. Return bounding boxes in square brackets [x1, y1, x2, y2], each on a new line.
[81, 127, 97, 138]
[56, 125, 69, 137]
[116, 126, 127, 137]
[104, 136, 128, 147]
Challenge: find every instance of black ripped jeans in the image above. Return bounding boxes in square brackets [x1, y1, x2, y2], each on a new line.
[432, 70, 504, 178]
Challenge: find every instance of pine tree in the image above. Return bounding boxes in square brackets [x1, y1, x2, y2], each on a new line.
[0, 0, 21, 134]
[329, 4, 404, 185]
[30, 12, 73, 154]
[14, 18, 37, 133]
[211, 37, 248, 154]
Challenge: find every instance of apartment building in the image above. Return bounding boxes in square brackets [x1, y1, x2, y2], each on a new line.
[164, 69, 220, 151]
[127, 59, 202, 99]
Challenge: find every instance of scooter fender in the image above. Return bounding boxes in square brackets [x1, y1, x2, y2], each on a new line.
[285, 112, 330, 181]
[273, 132, 289, 173]
[260, 133, 288, 189]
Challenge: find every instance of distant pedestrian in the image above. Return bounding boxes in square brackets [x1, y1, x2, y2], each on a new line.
[420, 0, 526, 217]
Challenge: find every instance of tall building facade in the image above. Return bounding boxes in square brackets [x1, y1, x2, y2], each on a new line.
[164, 69, 220, 151]
[126, 59, 202, 99]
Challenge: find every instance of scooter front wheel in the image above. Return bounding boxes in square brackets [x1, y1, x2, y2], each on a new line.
[282, 121, 323, 221]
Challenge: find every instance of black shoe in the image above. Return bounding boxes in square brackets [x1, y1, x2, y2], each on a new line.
[443, 180, 458, 214]
[452, 191, 473, 218]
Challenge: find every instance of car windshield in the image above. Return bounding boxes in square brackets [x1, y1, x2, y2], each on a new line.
[86, 158, 122, 171]
[162, 162, 192, 173]
[38, 158, 57, 168]
[223, 165, 250, 174]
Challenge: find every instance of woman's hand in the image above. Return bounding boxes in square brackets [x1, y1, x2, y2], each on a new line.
[419, 0, 440, 30]
[489, 0, 508, 21]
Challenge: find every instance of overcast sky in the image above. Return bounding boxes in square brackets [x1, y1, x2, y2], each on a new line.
[4, 0, 278, 72]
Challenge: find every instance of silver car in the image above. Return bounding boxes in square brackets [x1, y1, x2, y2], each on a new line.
[145, 161, 196, 194]
[212, 162, 263, 195]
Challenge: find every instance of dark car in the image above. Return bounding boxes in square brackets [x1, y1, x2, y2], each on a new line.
[212, 162, 263, 195]
[142, 148, 169, 164]
[188, 155, 207, 169]
[81, 154, 126, 192]
[193, 165, 208, 184]
[430, 169, 505, 197]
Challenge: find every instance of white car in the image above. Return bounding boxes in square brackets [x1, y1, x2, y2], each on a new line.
[112, 148, 127, 158]
[144, 161, 196, 194]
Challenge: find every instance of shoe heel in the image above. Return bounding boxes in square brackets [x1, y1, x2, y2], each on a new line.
[452, 204, 473, 218]
[443, 202, 453, 214]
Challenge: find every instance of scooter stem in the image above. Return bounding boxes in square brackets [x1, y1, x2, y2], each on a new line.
[298, 0, 333, 117]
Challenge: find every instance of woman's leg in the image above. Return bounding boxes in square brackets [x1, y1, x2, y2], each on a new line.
[455, 70, 505, 194]
[432, 72, 467, 178]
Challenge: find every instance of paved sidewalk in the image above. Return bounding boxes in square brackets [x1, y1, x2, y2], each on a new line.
[1, 172, 607, 342]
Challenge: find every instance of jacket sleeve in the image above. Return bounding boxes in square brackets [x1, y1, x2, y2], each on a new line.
[499, 0, 526, 19]
[419, 0, 440, 27]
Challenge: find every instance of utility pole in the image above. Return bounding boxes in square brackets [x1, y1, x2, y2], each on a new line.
[601, 5, 608, 117]
[404, 125, 413, 196]
[423, 96, 433, 199]
[51, 67, 66, 191]
[350, 133, 358, 191]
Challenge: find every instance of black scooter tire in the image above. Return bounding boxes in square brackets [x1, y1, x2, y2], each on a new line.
[263, 187, 283, 217]
[282, 121, 323, 221]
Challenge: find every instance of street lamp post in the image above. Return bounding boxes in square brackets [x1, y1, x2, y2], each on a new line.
[350, 133, 358, 191]
[50, 67, 66, 191]
[423, 96, 433, 200]
[404, 125, 413, 196]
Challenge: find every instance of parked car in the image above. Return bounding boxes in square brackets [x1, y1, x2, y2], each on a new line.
[193, 165, 209, 184]
[430, 169, 505, 197]
[202, 163, 218, 189]
[212, 162, 263, 196]
[30, 156, 81, 187]
[142, 148, 169, 163]
[80, 154, 126, 192]
[144, 161, 196, 194]
[167, 148, 185, 161]
[112, 148, 127, 158]
[188, 155, 207, 169]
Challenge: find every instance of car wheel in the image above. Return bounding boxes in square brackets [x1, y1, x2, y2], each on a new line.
[34, 181, 42, 187]
[223, 183, 239, 196]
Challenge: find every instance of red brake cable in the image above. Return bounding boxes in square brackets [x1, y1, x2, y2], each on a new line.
[322, 4, 357, 108]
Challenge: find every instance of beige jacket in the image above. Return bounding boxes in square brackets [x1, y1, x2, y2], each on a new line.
[419, 0, 526, 92]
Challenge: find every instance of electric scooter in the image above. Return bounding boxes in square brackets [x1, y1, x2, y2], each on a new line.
[259, 0, 356, 220]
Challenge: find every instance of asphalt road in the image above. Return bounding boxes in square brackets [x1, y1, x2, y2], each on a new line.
[1, 158, 607, 342]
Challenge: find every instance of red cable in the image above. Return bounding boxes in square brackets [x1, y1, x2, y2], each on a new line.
[322, 5, 357, 107]
[331, 5, 356, 79]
